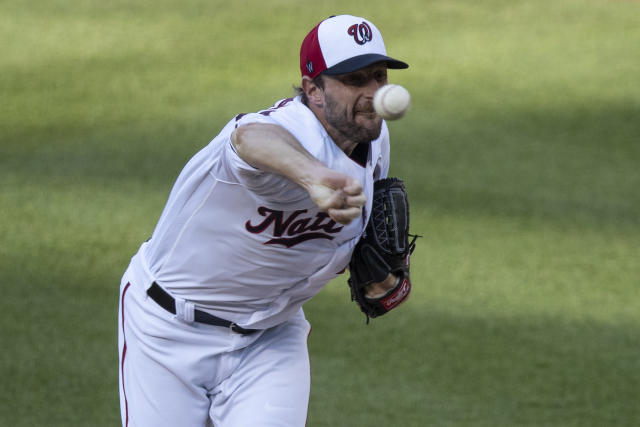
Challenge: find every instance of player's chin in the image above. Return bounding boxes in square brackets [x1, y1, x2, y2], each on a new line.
[355, 111, 379, 122]
[352, 126, 383, 145]
[354, 112, 382, 131]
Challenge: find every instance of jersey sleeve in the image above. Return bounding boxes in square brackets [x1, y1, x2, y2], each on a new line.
[221, 109, 314, 209]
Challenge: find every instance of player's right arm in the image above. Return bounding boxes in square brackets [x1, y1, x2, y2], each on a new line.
[231, 122, 365, 225]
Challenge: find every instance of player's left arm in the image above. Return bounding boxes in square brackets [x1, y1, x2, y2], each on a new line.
[348, 178, 418, 321]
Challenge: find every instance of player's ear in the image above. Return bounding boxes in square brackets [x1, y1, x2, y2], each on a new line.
[301, 76, 324, 107]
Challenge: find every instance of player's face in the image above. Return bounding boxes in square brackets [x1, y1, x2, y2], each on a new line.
[322, 63, 388, 145]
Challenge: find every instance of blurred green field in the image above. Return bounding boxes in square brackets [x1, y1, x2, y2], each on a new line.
[1, 0, 639, 425]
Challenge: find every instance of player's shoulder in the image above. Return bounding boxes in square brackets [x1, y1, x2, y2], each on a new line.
[255, 96, 327, 148]
[227, 95, 328, 161]
[232, 96, 310, 129]
[261, 96, 316, 127]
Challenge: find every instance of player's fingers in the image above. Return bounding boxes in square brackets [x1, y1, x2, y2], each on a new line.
[328, 206, 361, 225]
[342, 178, 363, 196]
[345, 193, 366, 208]
[320, 170, 362, 195]
[308, 184, 342, 210]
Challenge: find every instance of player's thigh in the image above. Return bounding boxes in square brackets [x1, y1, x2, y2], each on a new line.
[119, 281, 212, 427]
[210, 312, 312, 427]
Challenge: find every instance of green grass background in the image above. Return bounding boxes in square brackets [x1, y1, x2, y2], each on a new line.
[1, 0, 639, 425]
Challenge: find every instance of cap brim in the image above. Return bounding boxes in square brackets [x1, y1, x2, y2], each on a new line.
[322, 54, 409, 75]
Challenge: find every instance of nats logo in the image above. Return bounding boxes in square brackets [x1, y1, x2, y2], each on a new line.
[347, 22, 373, 45]
[245, 207, 343, 248]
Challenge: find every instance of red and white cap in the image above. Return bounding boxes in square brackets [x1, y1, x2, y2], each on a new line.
[300, 15, 409, 79]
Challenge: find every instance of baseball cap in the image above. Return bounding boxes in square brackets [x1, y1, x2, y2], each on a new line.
[300, 15, 409, 79]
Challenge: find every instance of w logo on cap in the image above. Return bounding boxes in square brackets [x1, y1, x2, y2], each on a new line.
[347, 22, 373, 45]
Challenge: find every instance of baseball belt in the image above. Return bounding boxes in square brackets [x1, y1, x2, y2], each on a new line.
[147, 282, 258, 335]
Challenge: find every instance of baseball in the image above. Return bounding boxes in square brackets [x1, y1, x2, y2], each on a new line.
[373, 84, 411, 120]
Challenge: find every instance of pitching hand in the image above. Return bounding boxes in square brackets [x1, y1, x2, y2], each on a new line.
[307, 171, 366, 225]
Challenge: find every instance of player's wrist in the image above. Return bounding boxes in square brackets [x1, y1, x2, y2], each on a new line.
[365, 273, 400, 299]
[297, 162, 329, 192]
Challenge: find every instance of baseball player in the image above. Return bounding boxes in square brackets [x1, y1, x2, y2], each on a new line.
[118, 15, 412, 427]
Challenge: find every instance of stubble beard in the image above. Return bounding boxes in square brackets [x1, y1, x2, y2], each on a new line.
[324, 92, 382, 146]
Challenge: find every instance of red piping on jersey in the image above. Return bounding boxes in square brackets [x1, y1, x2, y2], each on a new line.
[305, 325, 312, 427]
[120, 282, 131, 427]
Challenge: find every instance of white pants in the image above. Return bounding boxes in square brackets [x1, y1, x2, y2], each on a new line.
[118, 276, 311, 427]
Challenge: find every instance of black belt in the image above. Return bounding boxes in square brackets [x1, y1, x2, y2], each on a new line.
[147, 282, 258, 335]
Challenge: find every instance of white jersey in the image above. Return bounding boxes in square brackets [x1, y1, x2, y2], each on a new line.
[130, 96, 390, 329]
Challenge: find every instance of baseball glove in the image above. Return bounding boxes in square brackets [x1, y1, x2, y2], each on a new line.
[348, 177, 418, 322]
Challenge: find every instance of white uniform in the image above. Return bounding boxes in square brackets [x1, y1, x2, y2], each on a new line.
[118, 96, 390, 426]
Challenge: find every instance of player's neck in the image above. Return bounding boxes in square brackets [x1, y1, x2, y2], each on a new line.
[327, 129, 358, 156]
